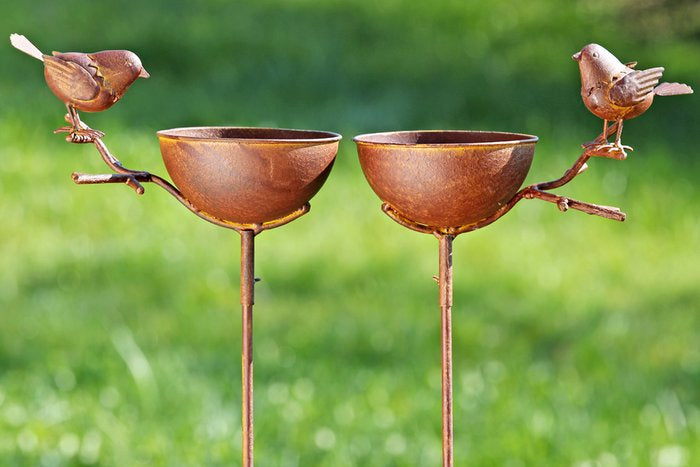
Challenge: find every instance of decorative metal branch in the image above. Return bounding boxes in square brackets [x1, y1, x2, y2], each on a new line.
[383, 127, 627, 237]
[66, 119, 309, 236]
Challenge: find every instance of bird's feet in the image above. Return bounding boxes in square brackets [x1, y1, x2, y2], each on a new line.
[582, 135, 608, 149]
[54, 126, 105, 143]
[54, 114, 105, 143]
[586, 142, 633, 160]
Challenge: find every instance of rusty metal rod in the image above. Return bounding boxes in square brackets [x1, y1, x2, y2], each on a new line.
[240, 229, 255, 467]
[438, 234, 454, 467]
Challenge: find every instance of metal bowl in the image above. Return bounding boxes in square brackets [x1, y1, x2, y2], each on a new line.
[354, 130, 538, 228]
[158, 127, 341, 224]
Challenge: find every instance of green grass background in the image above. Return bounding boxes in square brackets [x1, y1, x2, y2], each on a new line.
[1, 0, 698, 465]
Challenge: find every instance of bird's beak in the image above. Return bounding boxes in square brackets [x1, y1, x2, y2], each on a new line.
[139, 68, 150, 79]
[572, 51, 581, 61]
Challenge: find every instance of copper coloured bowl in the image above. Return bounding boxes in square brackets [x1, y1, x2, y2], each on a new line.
[157, 127, 341, 224]
[354, 130, 538, 228]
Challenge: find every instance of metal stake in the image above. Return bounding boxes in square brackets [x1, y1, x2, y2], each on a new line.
[438, 234, 454, 467]
[357, 126, 637, 465]
[240, 229, 255, 467]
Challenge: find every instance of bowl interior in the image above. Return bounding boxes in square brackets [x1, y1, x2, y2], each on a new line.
[355, 130, 537, 229]
[354, 130, 536, 146]
[158, 126, 342, 142]
[158, 127, 341, 225]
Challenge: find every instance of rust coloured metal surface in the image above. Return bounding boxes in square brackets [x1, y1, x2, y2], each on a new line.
[240, 230, 255, 467]
[354, 129, 629, 467]
[573, 43, 693, 159]
[158, 127, 341, 224]
[10, 34, 149, 143]
[355, 131, 538, 228]
[356, 129, 626, 236]
[14, 32, 689, 467]
[62, 125, 340, 467]
[438, 234, 454, 467]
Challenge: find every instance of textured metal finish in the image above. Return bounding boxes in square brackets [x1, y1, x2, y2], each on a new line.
[69, 135, 314, 232]
[17, 33, 686, 466]
[240, 230, 255, 467]
[355, 131, 538, 228]
[358, 130, 627, 236]
[158, 127, 341, 224]
[69, 127, 338, 467]
[438, 234, 454, 467]
[44, 49, 148, 113]
[10, 34, 148, 143]
[573, 43, 692, 159]
[52, 120, 339, 467]
[13, 42, 341, 467]
[354, 129, 632, 467]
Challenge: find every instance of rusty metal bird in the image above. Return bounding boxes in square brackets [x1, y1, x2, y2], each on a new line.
[573, 43, 692, 159]
[10, 34, 149, 143]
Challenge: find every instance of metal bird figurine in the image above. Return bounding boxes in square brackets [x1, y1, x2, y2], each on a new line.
[573, 43, 692, 159]
[10, 34, 149, 143]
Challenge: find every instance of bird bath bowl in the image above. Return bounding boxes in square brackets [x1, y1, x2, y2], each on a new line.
[157, 127, 340, 225]
[14, 33, 688, 467]
[64, 125, 341, 467]
[355, 130, 538, 228]
[354, 128, 626, 467]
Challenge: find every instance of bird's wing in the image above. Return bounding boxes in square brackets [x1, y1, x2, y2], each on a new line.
[654, 82, 693, 96]
[44, 56, 100, 101]
[609, 67, 664, 107]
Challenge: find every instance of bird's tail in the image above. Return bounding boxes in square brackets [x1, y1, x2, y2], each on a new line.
[10, 33, 44, 61]
[654, 82, 693, 96]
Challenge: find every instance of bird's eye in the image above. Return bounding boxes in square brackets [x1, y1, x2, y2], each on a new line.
[592, 52, 599, 58]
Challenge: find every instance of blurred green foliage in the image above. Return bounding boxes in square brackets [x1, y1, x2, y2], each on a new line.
[1, 0, 698, 465]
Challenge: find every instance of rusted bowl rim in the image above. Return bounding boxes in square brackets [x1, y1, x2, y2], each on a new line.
[354, 130, 538, 147]
[157, 126, 342, 144]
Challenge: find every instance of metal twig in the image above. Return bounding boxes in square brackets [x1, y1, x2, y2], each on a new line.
[72, 172, 148, 194]
[522, 187, 625, 221]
